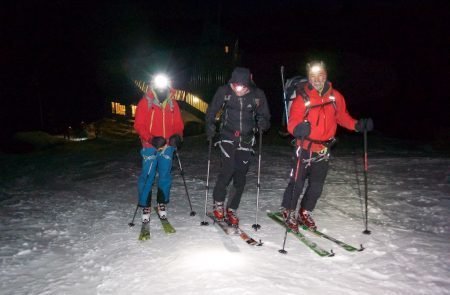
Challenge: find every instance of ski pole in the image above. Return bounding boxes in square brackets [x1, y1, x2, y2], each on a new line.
[362, 120, 371, 234]
[280, 66, 289, 124]
[201, 139, 213, 226]
[279, 138, 304, 254]
[128, 154, 156, 227]
[128, 204, 139, 227]
[252, 130, 263, 231]
[174, 149, 196, 216]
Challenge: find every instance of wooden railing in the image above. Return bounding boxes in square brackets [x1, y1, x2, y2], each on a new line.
[134, 80, 208, 114]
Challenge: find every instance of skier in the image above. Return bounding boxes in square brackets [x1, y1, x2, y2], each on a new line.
[205, 67, 271, 226]
[134, 73, 184, 222]
[281, 60, 373, 231]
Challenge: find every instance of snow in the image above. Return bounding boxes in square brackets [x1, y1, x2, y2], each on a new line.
[1, 133, 449, 295]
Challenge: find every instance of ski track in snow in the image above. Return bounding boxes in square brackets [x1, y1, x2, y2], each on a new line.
[1, 137, 449, 295]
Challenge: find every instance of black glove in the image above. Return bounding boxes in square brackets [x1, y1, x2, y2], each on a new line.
[151, 136, 167, 149]
[206, 124, 216, 140]
[355, 118, 374, 132]
[257, 117, 270, 132]
[169, 134, 182, 149]
[293, 121, 311, 138]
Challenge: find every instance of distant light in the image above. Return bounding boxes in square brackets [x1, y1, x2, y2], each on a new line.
[152, 74, 170, 89]
[225, 46, 229, 54]
[192, 97, 199, 104]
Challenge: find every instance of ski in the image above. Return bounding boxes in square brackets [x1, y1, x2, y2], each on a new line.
[138, 221, 151, 241]
[153, 207, 176, 234]
[273, 212, 363, 252]
[267, 212, 333, 257]
[207, 212, 263, 246]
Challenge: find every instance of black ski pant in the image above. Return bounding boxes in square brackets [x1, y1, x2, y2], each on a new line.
[212, 141, 252, 210]
[281, 150, 329, 212]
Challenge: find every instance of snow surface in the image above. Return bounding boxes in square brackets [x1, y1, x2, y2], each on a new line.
[1, 133, 449, 295]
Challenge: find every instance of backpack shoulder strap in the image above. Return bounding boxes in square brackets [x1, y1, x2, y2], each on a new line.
[328, 90, 337, 112]
[296, 83, 311, 119]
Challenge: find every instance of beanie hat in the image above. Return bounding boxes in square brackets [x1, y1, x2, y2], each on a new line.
[228, 67, 251, 86]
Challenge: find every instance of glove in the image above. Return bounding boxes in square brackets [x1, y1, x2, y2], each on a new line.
[206, 124, 216, 140]
[293, 121, 311, 138]
[257, 117, 270, 132]
[169, 134, 182, 149]
[355, 118, 374, 132]
[151, 136, 167, 149]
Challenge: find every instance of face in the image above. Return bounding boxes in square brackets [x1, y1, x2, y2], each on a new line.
[308, 66, 327, 92]
[231, 83, 249, 96]
[154, 88, 169, 101]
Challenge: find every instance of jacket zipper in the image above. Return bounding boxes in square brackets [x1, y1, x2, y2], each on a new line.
[239, 97, 243, 142]
[163, 105, 166, 138]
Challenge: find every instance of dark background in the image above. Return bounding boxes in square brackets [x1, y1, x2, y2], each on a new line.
[1, 0, 449, 145]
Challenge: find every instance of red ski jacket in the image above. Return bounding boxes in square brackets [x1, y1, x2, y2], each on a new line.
[134, 89, 184, 148]
[288, 82, 357, 152]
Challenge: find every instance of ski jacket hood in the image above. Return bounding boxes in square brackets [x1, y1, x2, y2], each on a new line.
[228, 67, 251, 86]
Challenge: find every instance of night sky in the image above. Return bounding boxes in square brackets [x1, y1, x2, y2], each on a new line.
[2, 0, 449, 143]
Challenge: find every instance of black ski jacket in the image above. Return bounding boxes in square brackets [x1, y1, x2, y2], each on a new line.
[205, 84, 271, 143]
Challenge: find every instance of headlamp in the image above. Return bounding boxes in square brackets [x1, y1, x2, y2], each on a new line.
[307, 61, 327, 75]
[152, 74, 170, 89]
[310, 65, 323, 74]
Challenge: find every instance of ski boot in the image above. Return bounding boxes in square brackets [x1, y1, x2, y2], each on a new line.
[213, 201, 224, 221]
[142, 207, 151, 223]
[226, 208, 239, 226]
[282, 208, 299, 233]
[157, 203, 167, 220]
[298, 208, 317, 230]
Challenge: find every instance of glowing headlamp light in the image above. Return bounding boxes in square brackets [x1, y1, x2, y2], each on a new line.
[236, 85, 244, 91]
[307, 61, 327, 75]
[311, 64, 325, 74]
[152, 74, 170, 89]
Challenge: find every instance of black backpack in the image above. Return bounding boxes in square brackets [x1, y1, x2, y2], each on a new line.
[284, 76, 337, 120]
[284, 76, 308, 106]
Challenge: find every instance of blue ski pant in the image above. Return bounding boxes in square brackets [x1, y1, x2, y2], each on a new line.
[137, 146, 175, 207]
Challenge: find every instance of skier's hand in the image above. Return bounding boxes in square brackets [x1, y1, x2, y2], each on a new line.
[169, 134, 182, 149]
[151, 136, 167, 149]
[355, 118, 374, 132]
[293, 121, 311, 138]
[257, 117, 270, 132]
